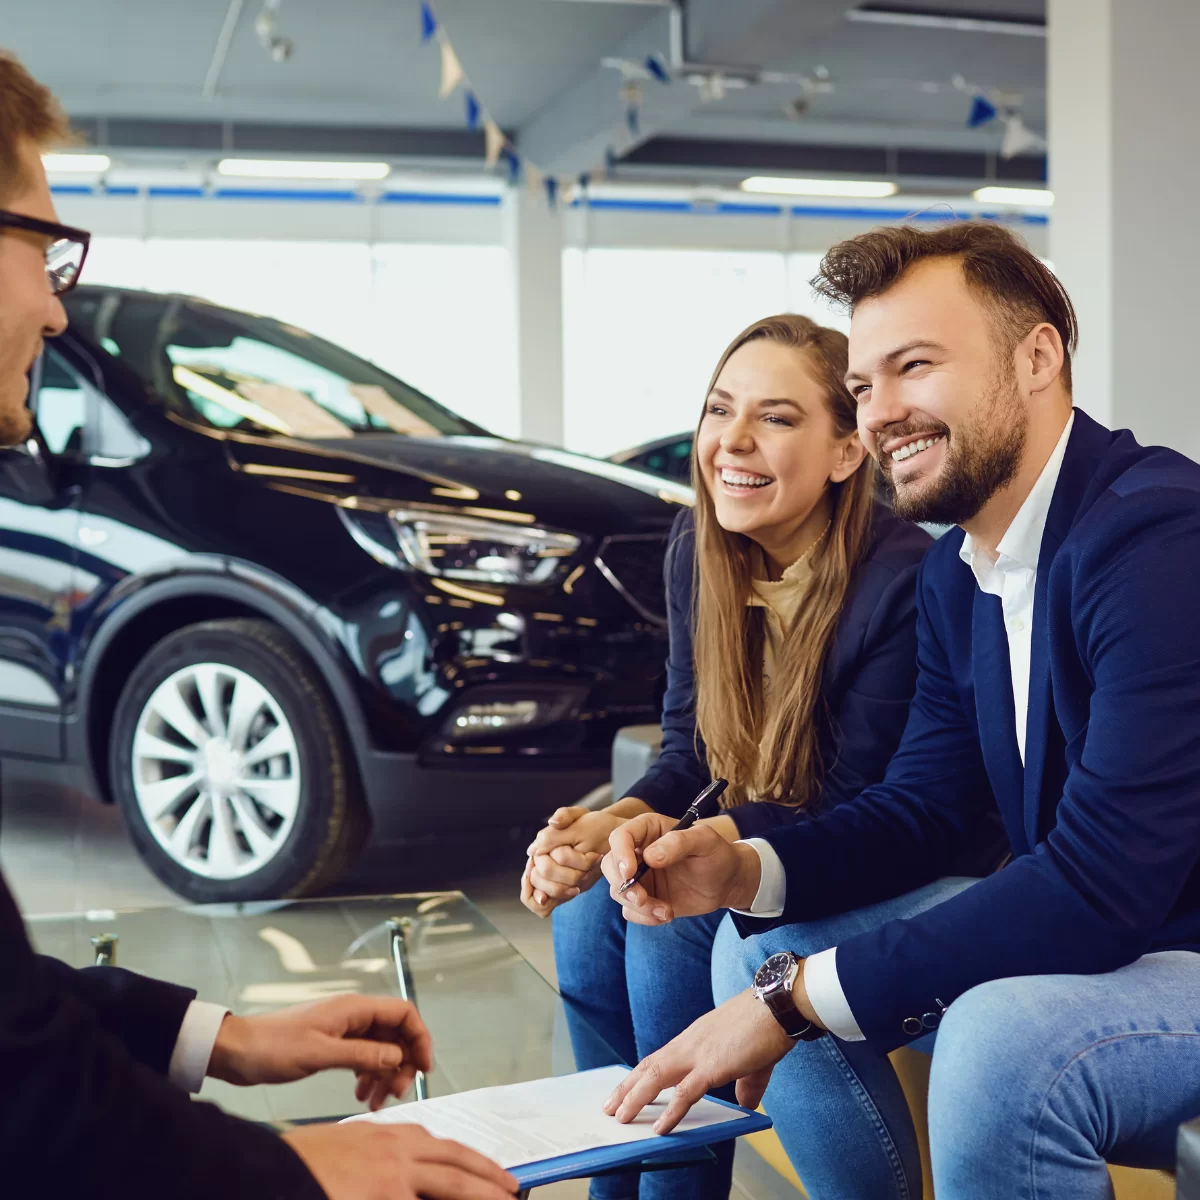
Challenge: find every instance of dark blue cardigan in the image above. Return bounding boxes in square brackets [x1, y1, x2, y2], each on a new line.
[622, 505, 932, 837]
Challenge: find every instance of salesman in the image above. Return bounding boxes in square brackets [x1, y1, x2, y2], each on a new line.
[0, 48, 516, 1200]
[601, 222, 1200, 1198]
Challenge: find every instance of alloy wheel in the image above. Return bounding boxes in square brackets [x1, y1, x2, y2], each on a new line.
[131, 662, 302, 879]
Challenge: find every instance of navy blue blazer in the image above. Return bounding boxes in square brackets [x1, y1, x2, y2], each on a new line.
[749, 410, 1200, 1054]
[623, 504, 933, 836]
[0, 871, 324, 1196]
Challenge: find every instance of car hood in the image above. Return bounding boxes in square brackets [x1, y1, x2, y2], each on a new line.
[223, 434, 693, 536]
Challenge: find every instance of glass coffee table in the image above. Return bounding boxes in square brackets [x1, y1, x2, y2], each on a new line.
[26, 891, 715, 1195]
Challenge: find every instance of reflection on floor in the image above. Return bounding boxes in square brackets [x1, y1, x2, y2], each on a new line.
[0, 768, 796, 1200]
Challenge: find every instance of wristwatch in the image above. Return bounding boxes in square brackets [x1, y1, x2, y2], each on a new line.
[753, 951, 826, 1041]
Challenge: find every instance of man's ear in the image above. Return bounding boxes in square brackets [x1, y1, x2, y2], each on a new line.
[1025, 322, 1065, 396]
[829, 432, 868, 484]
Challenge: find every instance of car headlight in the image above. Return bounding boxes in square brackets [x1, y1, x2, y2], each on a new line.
[388, 508, 580, 586]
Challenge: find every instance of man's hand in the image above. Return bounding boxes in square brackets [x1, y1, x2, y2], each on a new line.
[603, 987, 810, 1134]
[283, 1122, 518, 1200]
[601, 812, 762, 926]
[208, 994, 433, 1111]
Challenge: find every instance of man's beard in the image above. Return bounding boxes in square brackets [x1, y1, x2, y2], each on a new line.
[879, 370, 1027, 526]
[0, 384, 34, 449]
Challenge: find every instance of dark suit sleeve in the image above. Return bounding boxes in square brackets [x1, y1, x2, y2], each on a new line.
[737, 552, 993, 936]
[0, 877, 325, 1198]
[835, 491, 1200, 1053]
[35, 956, 194, 1077]
[730, 561, 922, 840]
[620, 511, 711, 818]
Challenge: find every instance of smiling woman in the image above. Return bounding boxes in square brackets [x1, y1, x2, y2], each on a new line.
[528, 312, 932, 1200]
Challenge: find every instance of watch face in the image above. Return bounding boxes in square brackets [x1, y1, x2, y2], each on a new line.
[755, 952, 794, 992]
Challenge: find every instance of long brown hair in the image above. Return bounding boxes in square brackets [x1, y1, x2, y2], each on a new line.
[691, 313, 877, 809]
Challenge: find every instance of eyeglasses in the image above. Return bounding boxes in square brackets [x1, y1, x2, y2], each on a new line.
[0, 210, 91, 296]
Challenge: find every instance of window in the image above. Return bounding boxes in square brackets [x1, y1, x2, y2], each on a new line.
[36, 349, 87, 456]
[66, 292, 485, 441]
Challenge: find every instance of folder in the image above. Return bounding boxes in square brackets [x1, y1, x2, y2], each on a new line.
[343, 1064, 773, 1189]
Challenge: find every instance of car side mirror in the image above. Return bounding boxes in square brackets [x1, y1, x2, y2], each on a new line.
[0, 436, 61, 507]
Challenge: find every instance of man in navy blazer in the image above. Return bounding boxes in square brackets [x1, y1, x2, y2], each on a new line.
[600, 222, 1200, 1197]
[0, 49, 518, 1200]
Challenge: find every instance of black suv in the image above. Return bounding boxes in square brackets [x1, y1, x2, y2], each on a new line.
[6, 286, 686, 902]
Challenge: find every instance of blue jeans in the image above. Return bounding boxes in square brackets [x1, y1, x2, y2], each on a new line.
[712, 878, 1200, 1200]
[553, 881, 736, 1200]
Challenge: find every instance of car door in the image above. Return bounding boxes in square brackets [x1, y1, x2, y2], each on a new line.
[0, 348, 88, 757]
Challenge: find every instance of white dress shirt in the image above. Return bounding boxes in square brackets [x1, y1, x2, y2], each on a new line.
[735, 413, 1076, 1040]
[167, 1000, 229, 1092]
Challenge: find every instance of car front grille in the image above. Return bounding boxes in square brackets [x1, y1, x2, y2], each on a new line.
[595, 533, 669, 627]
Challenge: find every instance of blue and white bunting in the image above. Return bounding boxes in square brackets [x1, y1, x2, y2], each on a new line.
[465, 90, 481, 130]
[420, 3, 437, 43]
[967, 94, 998, 128]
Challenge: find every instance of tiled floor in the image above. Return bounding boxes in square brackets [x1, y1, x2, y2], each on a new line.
[0, 765, 796, 1200]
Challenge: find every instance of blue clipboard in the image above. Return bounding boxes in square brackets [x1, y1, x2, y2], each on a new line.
[511, 1087, 772, 1190]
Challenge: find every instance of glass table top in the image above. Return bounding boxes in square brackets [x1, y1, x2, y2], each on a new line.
[28, 891, 604, 1124]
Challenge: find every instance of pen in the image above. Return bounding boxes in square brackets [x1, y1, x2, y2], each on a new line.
[617, 778, 728, 894]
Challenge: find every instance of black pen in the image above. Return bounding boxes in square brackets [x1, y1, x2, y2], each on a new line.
[618, 778, 728, 894]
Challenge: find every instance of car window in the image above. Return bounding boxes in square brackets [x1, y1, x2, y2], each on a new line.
[36, 349, 87, 456]
[65, 291, 484, 441]
[632, 436, 693, 482]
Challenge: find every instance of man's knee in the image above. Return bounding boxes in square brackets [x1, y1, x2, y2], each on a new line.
[930, 976, 1053, 1120]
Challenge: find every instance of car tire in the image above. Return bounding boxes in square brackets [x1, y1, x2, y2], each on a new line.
[110, 618, 368, 903]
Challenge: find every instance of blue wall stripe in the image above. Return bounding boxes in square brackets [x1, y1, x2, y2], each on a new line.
[380, 191, 501, 206]
[49, 184, 1049, 225]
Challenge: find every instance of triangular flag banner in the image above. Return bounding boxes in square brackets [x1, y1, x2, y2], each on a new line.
[605, 146, 619, 175]
[645, 54, 671, 84]
[465, 90, 480, 129]
[439, 39, 465, 98]
[545, 177, 558, 209]
[484, 118, 505, 167]
[525, 161, 543, 197]
[626, 104, 640, 137]
[967, 94, 997, 128]
[1000, 113, 1045, 159]
[420, 3, 437, 43]
[500, 146, 521, 185]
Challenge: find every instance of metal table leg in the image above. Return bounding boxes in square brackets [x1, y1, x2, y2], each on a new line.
[387, 916, 428, 1101]
[90, 933, 118, 966]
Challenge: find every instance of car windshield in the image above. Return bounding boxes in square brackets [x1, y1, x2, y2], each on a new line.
[65, 289, 485, 440]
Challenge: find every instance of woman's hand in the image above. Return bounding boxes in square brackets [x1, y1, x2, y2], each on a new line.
[519, 802, 647, 918]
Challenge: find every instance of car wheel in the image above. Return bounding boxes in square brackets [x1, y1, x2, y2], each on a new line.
[110, 618, 368, 903]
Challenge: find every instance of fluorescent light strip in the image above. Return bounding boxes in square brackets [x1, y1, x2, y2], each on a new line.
[42, 153, 111, 173]
[217, 158, 391, 181]
[741, 176, 898, 199]
[973, 186, 1054, 207]
[846, 8, 1045, 38]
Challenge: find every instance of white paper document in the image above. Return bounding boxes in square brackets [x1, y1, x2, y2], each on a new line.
[341, 1065, 742, 1170]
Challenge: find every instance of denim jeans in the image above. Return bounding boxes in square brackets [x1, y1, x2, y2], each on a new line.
[553, 881, 737, 1200]
[711, 877, 1200, 1200]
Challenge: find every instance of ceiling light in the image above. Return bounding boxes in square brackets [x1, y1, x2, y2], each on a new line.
[973, 185, 1054, 207]
[741, 176, 898, 199]
[217, 158, 391, 181]
[42, 153, 111, 173]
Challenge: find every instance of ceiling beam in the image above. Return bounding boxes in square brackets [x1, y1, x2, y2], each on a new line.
[515, 0, 852, 177]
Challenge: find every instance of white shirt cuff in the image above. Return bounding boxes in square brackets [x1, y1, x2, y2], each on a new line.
[803, 948, 865, 1042]
[168, 1000, 229, 1092]
[731, 838, 786, 918]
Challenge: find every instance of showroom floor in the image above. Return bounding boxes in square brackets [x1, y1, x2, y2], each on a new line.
[0, 767, 795, 1200]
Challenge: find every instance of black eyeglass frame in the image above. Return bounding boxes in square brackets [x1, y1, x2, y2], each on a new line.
[0, 210, 91, 295]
